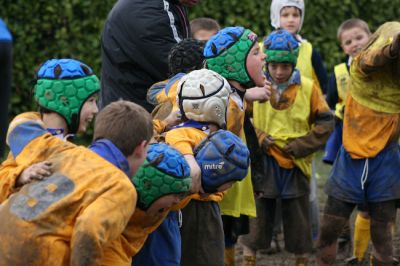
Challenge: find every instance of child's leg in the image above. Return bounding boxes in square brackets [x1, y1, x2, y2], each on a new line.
[369, 200, 397, 263]
[309, 161, 320, 242]
[269, 199, 282, 254]
[338, 220, 351, 254]
[222, 216, 238, 266]
[282, 194, 312, 265]
[317, 196, 356, 266]
[222, 215, 249, 266]
[223, 245, 235, 266]
[240, 198, 276, 260]
[180, 200, 224, 266]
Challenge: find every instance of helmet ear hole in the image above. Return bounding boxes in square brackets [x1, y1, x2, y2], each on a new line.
[227, 31, 240, 41]
[199, 84, 205, 96]
[148, 154, 164, 166]
[80, 64, 92, 75]
[225, 144, 235, 156]
[211, 43, 218, 55]
[54, 65, 62, 79]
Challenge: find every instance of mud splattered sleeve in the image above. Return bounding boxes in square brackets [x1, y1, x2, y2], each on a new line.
[70, 180, 136, 265]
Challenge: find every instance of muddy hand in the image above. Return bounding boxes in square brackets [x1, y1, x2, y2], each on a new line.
[261, 135, 275, 153]
[163, 111, 182, 128]
[244, 82, 271, 103]
[17, 161, 53, 187]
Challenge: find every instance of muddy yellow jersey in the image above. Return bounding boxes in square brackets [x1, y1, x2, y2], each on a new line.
[0, 113, 136, 265]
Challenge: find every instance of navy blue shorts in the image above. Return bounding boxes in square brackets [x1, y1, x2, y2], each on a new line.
[259, 154, 309, 199]
[325, 142, 400, 204]
[133, 212, 181, 266]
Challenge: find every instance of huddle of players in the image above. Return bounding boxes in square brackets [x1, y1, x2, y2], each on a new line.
[1, 1, 400, 266]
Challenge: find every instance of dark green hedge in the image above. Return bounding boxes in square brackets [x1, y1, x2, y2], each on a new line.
[2, 1, 115, 116]
[2, 0, 400, 117]
[191, 0, 400, 67]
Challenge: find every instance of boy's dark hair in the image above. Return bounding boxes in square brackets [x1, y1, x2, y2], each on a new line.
[190, 17, 220, 37]
[337, 18, 371, 41]
[168, 38, 204, 76]
[93, 100, 153, 156]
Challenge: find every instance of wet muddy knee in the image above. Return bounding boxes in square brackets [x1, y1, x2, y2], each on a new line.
[369, 201, 396, 259]
[370, 219, 393, 259]
[318, 213, 347, 249]
[317, 197, 354, 265]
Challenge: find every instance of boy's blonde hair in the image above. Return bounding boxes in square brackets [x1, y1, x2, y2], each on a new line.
[93, 100, 153, 156]
[337, 18, 371, 42]
[190, 17, 220, 37]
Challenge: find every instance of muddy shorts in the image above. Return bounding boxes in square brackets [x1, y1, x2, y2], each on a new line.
[180, 200, 224, 266]
[239, 194, 312, 254]
[257, 154, 309, 198]
[325, 142, 400, 204]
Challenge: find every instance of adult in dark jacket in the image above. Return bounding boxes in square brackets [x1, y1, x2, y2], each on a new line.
[0, 18, 12, 158]
[100, 0, 199, 112]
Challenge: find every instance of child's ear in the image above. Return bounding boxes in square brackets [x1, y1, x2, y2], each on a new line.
[133, 140, 148, 158]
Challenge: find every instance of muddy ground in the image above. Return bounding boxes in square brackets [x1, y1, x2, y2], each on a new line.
[234, 152, 400, 265]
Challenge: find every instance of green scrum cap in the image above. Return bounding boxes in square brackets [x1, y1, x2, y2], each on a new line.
[132, 143, 192, 210]
[34, 59, 100, 133]
[204, 26, 258, 88]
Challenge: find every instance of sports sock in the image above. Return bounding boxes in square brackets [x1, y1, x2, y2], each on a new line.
[353, 213, 370, 261]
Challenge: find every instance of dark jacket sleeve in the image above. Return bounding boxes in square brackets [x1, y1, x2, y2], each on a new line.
[102, 0, 189, 82]
[100, 0, 190, 111]
[311, 48, 328, 94]
[0, 19, 12, 158]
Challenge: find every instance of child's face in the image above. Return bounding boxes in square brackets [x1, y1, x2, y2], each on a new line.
[279, 7, 302, 34]
[340, 27, 370, 58]
[246, 43, 266, 87]
[78, 94, 99, 133]
[267, 62, 293, 84]
[146, 193, 186, 216]
[193, 29, 218, 42]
